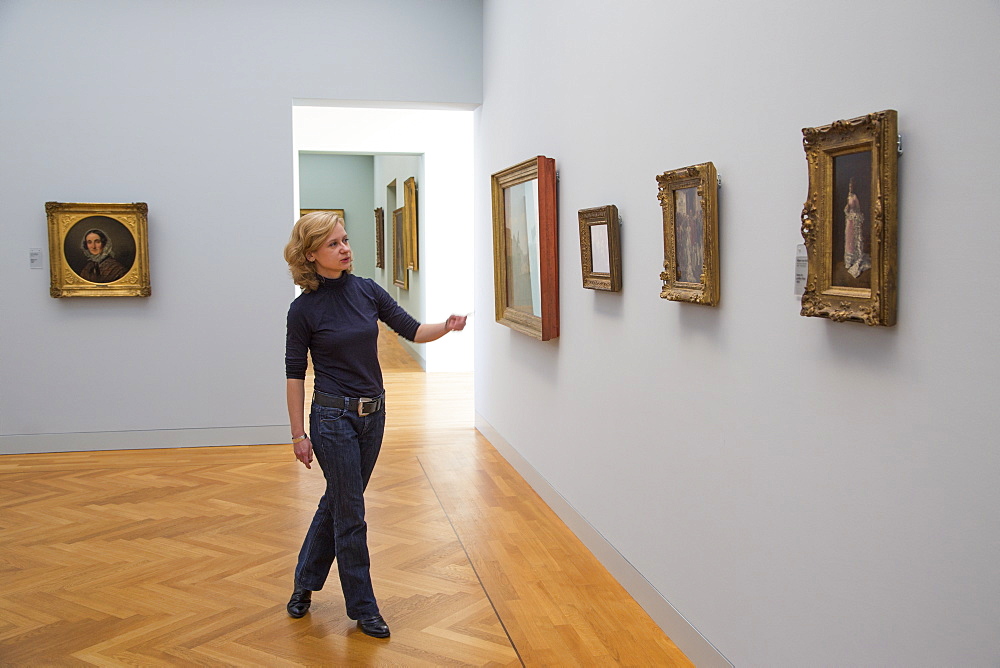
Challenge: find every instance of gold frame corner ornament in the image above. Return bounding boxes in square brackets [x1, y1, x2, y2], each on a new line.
[800, 109, 898, 326]
[46, 201, 151, 298]
[656, 162, 720, 306]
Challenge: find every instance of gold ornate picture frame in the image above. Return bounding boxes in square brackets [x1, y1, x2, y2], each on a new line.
[391, 207, 408, 289]
[578, 205, 622, 291]
[374, 207, 385, 269]
[800, 109, 898, 326]
[656, 162, 720, 306]
[46, 201, 151, 298]
[300, 208, 345, 221]
[403, 177, 419, 271]
[491, 155, 559, 341]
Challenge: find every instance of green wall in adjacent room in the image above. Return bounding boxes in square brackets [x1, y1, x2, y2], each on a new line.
[298, 153, 376, 278]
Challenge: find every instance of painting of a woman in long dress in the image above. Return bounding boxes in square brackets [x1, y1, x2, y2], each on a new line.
[831, 150, 872, 288]
[843, 178, 870, 279]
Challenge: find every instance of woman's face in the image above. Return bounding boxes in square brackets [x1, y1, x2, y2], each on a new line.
[85, 233, 104, 256]
[306, 222, 351, 278]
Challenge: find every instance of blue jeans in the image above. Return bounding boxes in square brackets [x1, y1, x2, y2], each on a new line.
[294, 400, 385, 620]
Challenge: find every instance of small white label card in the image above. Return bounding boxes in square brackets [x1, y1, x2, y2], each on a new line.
[794, 244, 807, 295]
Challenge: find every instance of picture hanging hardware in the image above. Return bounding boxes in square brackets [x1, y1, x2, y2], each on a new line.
[717, 174, 723, 188]
[897, 134, 903, 156]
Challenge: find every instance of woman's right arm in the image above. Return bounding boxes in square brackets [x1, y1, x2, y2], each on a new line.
[287, 379, 312, 469]
[286, 300, 313, 469]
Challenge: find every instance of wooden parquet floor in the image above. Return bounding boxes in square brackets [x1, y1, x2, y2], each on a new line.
[0, 331, 692, 666]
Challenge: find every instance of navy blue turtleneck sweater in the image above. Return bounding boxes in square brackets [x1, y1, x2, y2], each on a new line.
[285, 273, 421, 398]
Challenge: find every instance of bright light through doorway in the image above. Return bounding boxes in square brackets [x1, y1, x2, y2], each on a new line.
[291, 103, 475, 373]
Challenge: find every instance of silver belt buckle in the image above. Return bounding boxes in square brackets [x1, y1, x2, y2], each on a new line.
[357, 397, 374, 416]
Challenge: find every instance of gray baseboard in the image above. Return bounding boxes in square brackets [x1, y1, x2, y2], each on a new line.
[0, 425, 289, 455]
[475, 413, 732, 668]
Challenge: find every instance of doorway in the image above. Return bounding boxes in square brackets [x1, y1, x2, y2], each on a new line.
[291, 104, 475, 373]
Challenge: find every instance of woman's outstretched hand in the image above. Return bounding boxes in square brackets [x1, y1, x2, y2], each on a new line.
[415, 315, 469, 343]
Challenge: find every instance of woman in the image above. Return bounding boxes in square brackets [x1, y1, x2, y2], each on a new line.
[283, 211, 465, 638]
[843, 178, 870, 279]
[79, 228, 128, 283]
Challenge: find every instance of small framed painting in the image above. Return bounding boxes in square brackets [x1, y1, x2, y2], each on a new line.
[403, 177, 419, 271]
[300, 208, 345, 220]
[374, 207, 385, 269]
[578, 205, 622, 291]
[800, 109, 899, 326]
[656, 162, 720, 306]
[46, 201, 151, 298]
[392, 207, 408, 289]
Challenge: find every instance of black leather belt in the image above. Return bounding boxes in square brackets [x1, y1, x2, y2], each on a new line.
[312, 391, 383, 416]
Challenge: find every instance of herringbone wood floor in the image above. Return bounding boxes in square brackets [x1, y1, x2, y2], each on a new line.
[0, 330, 692, 666]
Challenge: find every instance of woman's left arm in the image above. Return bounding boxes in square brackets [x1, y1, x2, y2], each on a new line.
[414, 314, 467, 343]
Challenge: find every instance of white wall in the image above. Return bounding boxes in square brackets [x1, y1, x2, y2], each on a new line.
[373, 154, 426, 363]
[476, 1, 1000, 666]
[0, 0, 482, 453]
[293, 106, 475, 372]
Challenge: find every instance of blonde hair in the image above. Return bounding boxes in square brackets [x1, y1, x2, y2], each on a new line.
[283, 211, 348, 292]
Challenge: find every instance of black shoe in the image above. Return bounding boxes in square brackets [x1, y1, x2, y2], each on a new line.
[286, 582, 312, 618]
[357, 614, 390, 638]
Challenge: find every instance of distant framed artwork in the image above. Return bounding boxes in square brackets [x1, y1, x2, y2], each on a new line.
[403, 177, 419, 271]
[300, 208, 345, 221]
[392, 207, 408, 289]
[46, 201, 151, 298]
[578, 205, 622, 291]
[800, 109, 898, 326]
[374, 207, 385, 269]
[656, 162, 720, 306]
[490, 155, 559, 340]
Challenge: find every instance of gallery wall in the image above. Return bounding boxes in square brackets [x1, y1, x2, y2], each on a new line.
[0, 0, 482, 453]
[373, 154, 427, 365]
[475, 1, 1000, 666]
[298, 153, 376, 279]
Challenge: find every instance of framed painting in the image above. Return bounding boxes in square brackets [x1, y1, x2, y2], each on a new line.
[491, 155, 559, 340]
[392, 206, 408, 289]
[374, 207, 385, 269]
[656, 162, 720, 306]
[403, 176, 419, 271]
[300, 208, 345, 221]
[800, 109, 898, 326]
[46, 201, 151, 298]
[578, 205, 622, 291]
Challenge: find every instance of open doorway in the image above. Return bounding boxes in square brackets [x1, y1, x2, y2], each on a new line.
[291, 103, 475, 374]
[298, 151, 425, 371]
